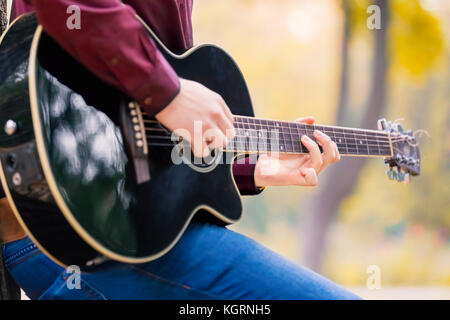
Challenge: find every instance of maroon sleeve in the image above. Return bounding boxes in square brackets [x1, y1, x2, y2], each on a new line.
[18, 0, 261, 196]
[31, 0, 180, 115]
[10, 0, 34, 20]
[233, 155, 264, 196]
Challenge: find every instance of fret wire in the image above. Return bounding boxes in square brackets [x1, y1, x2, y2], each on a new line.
[143, 132, 391, 150]
[144, 120, 392, 143]
[144, 143, 392, 156]
[228, 139, 390, 149]
[143, 116, 395, 155]
[145, 144, 391, 154]
[233, 117, 390, 140]
[140, 114, 387, 140]
[350, 130, 359, 155]
[232, 123, 391, 144]
[232, 130, 391, 145]
[297, 124, 305, 153]
[230, 126, 389, 145]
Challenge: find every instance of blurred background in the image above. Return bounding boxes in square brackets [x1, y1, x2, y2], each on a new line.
[193, 0, 450, 299]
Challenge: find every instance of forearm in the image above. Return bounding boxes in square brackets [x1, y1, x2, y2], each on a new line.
[31, 0, 179, 114]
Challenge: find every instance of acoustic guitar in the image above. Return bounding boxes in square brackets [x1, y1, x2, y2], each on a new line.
[0, 14, 421, 271]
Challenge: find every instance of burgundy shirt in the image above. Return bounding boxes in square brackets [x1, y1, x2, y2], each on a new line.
[10, 0, 262, 195]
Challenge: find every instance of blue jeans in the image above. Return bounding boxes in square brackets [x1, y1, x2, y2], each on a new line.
[2, 222, 360, 300]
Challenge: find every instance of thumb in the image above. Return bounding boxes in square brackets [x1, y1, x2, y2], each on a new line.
[295, 116, 315, 125]
[299, 168, 318, 187]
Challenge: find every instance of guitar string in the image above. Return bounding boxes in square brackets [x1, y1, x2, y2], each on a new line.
[142, 142, 393, 156]
[142, 120, 395, 143]
[144, 131, 394, 147]
[143, 125, 404, 146]
[142, 115, 408, 144]
[143, 118, 391, 140]
[144, 136, 393, 151]
[143, 124, 395, 143]
[141, 120, 404, 155]
[142, 113, 390, 137]
[144, 135, 393, 155]
[142, 116, 391, 139]
[143, 126, 402, 146]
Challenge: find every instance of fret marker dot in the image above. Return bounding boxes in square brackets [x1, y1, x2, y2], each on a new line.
[339, 139, 342, 143]
[280, 145, 284, 150]
[360, 140, 363, 144]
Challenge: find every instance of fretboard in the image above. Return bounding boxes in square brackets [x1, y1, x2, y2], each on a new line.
[227, 116, 392, 157]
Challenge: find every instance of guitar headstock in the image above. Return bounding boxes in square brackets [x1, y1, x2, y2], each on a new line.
[378, 118, 421, 184]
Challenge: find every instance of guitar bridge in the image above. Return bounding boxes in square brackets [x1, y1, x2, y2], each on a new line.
[119, 100, 151, 184]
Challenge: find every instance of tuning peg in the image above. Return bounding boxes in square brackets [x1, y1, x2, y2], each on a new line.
[407, 158, 416, 166]
[396, 170, 405, 182]
[396, 123, 404, 132]
[400, 155, 408, 165]
[377, 118, 388, 131]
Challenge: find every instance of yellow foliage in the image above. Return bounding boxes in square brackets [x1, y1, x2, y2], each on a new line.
[390, 0, 444, 76]
[193, 0, 450, 286]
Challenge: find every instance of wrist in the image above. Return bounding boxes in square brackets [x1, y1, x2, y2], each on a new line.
[254, 155, 269, 188]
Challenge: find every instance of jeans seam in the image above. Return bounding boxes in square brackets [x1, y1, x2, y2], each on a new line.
[129, 265, 221, 299]
[4, 243, 38, 266]
[58, 273, 108, 300]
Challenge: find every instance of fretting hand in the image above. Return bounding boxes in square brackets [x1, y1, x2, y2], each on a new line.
[254, 117, 340, 187]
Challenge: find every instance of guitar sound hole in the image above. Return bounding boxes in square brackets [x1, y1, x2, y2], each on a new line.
[5, 154, 17, 170]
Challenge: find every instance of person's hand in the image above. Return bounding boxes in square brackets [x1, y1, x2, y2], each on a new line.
[155, 78, 235, 158]
[254, 117, 340, 187]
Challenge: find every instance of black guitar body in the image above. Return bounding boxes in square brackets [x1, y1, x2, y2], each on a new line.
[0, 14, 254, 270]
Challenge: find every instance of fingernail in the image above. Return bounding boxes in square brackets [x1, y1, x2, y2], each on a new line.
[301, 135, 311, 142]
[314, 130, 324, 137]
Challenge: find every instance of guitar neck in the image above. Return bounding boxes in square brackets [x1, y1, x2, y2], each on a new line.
[227, 115, 393, 157]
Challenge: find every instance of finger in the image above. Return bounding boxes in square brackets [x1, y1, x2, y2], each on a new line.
[295, 116, 315, 124]
[301, 135, 323, 173]
[299, 168, 318, 186]
[219, 96, 235, 125]
[313, 130, 335, 167]
[202, 144, 211, 158]
[333, 141, 341, 162]
[192, 128, 205, 158]
[216, 115, 235, 146]
[204, 127, 227, 151]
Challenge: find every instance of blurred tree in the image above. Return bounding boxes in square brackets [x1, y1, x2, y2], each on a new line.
[300, 0, 445, 272]
[300, 0, 389, 271]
